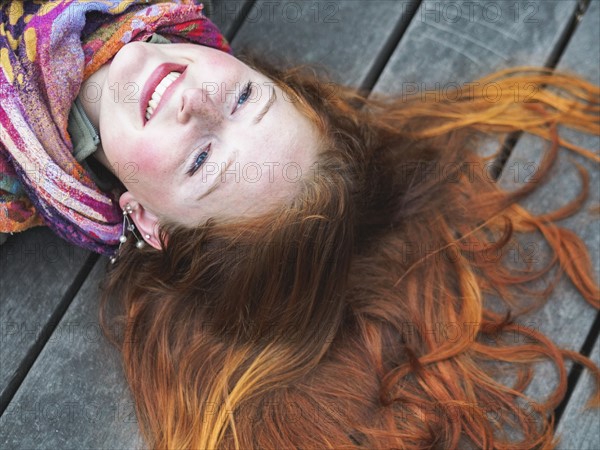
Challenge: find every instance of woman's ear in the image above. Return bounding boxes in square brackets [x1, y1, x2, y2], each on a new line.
[119, 192, 162, 250]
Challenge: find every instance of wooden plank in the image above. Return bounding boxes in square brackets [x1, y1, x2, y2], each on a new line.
[231, 0, 414, 86]
[372, 0, 579, 157]
[0, 259, 144, 449]
[493, 0, 599, 405]
[371, 0, 594, 352]
[371, 0, 598, 442]
[0, 228, 89, 413]
[555, 336, 600, 450]
[210, 0, 254, 41]
[373, 0, 578, 91]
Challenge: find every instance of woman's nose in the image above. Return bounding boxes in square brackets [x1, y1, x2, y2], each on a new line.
[177, 87, 222, 129]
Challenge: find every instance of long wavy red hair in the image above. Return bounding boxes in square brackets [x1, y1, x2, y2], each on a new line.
[100, 58, 599, 449]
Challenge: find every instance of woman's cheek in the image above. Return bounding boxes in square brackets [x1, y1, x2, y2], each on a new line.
[128, 143, 163, 175]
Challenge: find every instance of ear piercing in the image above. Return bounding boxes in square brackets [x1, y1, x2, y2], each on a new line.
[110, 203, 146, 264]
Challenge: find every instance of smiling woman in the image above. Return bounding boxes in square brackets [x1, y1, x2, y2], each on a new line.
[2, 1, 600, 449]
[101, 63, 600, 448]
[79, 42, 319, 244]
[0, 0, 229, 254]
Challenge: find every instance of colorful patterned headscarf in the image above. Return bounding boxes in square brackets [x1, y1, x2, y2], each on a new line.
[0, 1, 230, 255]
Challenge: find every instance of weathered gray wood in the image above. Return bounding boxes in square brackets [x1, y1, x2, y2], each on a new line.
[372, 0, 598, 442]
[232, 0, 413, 86]
[0, 258, 145, 449]
[374, 0, 578, 92]
[556, 336, 600, 450]
[464, 1, 600, 443]
[372, 0, 579, 158]
[493, 0, 599, 407]
[210, 0, 254, 40]
[0, 228, 89, 412]
[371, 0, 596, 351]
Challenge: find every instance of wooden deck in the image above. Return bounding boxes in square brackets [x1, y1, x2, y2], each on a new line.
[1, 1, 598, 448]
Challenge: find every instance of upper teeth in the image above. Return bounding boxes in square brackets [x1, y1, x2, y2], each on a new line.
[146, 71, 181, 120]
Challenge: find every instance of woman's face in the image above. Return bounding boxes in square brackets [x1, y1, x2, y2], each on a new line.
[84, 42, 320, 247]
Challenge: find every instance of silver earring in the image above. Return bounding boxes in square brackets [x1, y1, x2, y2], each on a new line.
[110, 203, 145, 264]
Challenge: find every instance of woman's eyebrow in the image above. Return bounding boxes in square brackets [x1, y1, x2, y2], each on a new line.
[253, 88, 276, 124]
[196, 156, 235, 201]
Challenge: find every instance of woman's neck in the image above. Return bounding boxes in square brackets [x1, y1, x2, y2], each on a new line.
[77, 63, 110, 131]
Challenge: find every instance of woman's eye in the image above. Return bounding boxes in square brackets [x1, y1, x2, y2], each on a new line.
[235, 82, 253, 111]
[187, 145, 210, 176]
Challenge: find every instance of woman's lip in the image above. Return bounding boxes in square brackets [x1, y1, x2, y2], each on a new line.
[140, 63, 187, 125]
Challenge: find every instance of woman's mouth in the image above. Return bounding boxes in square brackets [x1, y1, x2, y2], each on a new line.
[140, 63, 187, 124]
[145, 71, 181, 120]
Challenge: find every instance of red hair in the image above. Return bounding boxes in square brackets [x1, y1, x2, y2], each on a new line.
[101, 62, 599, 449]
